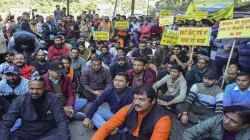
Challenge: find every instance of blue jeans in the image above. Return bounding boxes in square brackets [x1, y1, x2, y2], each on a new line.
[73, 98, 87, 120]
[74, 98, 87, 112]
[92, 108, 114, 129]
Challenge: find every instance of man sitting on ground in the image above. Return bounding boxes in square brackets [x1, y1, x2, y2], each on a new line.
[223, 72, 250, 108]
[177, 70, 224, 124]
[153, 65, 187, 109]
[13, 54, 39, 79]
[83, 73, 133, 133]
[186, 55, 212, 90]
[71, 47, 86, 71]
[0, 77, 70, 140]
[91, 85, 171, 140]
[183, 105, 250, 140]
[48, 35, 69, 62]
[0, 53, 13, 78]
[109, 55, 132, 79]
[31, 50, 49, 76]
[217, 63, 239, 89]
[126, 57, 155, 89]
[99, 46, 114, 67]
[81, 56, 112, 101]
[43, 60, 87, 120]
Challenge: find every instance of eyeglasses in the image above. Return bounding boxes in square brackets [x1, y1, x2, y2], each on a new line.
[29, 76, 45, 81]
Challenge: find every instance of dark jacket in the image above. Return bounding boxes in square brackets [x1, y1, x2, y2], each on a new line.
[15, 20, 34, 33]
[238, 43, 250, 68]
[109, 63, 132, 79]
[0, 96, 10, 119]
[186, 65, 211, 89]
[43, 73, 75, 107]
[126, 104, 169, 140]
[126, 69, 155, 87]
[99, 53, 114, 67]
[86, 87, 133, 119]
[31, 60, 49, 76]
[0, 92, 70, 140]
[80, 67, 112, 100]
[152, 49, 169, 68]
[41, 23, 57, 40]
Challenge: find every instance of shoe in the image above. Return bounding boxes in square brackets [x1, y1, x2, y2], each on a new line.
[74, 112, 86, 120]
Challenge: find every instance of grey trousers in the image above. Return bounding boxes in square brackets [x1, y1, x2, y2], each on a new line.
[176, 103, 214, 124]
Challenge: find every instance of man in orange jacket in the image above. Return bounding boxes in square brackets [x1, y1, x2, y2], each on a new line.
[91, 85, 172, 140]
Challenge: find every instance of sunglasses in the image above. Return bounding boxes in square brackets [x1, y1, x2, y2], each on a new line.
[29, 76, 45, 81]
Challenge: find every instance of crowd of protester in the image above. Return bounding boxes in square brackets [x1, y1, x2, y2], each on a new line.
[0, 5, 250, 140]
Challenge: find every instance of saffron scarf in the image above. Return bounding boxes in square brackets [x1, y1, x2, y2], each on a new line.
[67, 67, 74, 81]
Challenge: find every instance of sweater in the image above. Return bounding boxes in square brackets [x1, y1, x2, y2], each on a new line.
[153, 74, 187, 104]
[183, 83, 224, 114]
[85, 87, 133, 119]
[223, 83, 250, 108]
[48, 45, 69, 62]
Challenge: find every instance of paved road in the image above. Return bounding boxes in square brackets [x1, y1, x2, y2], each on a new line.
[69, 103, 192, 140]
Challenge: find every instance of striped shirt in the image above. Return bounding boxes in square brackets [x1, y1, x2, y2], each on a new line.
[183, 83, 223, 114]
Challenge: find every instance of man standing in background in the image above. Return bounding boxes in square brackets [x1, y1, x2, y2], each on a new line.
[54, 5, 63, 24]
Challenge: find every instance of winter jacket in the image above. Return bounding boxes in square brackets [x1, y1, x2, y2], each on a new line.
[43, 73, 75, 108]
[48, 45, 69, 62]
[183, 114, 250, 140]
[238, 42, 250, 68]
[0, 92, 70, 140]
[126, 69, 155, 87]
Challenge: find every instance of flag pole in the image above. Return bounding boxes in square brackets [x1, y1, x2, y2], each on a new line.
[221, 39, 236, 89]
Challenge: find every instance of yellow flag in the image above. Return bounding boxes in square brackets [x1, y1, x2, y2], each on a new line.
[185, 2, 200, 18]
[210, 4, 234, 21]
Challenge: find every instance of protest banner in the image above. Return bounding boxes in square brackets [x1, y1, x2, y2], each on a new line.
[159, 16, 174, 26]
[160, 10, 171, 17]
[217, 18, 250, 39]
[160, 30, 178, 46]
[176, 15, 187, 22]
[217, 18, 250, 88]
[195, 12, 208, 21]
[93, 31, 109, 41]
[177, 27, 211, 46]
[115, 21, 129, 29]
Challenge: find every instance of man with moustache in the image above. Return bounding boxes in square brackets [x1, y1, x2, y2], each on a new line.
[0, 65, 29, 131]
[31, 50, 49, 76]
[0, 53, 14, 78]
[91, 85, 171, 140]
[13, 54, 39, 79]
[0, 65, 28, 103]
[183, 105, 250, 140]
[70, 47, 86, 71]
[83, 73, 133, 134]
[177, 70, 224, 124]
[109, 55, 132, 79]
[43, 60, 87, 120]
[81, 56, 113, 101]
[41, 16, 57, 41]
[0, 76, 70, 140]
[126, 57, 155, 89]
[48, 35, 69, 62]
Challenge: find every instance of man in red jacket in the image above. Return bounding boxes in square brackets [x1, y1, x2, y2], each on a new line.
[126, 57, 155, 89]
[48, 35, 69, 62]
[43, 60, 87, 120]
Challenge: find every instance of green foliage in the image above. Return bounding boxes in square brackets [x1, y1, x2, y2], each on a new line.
[0, 0, 149, 16]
